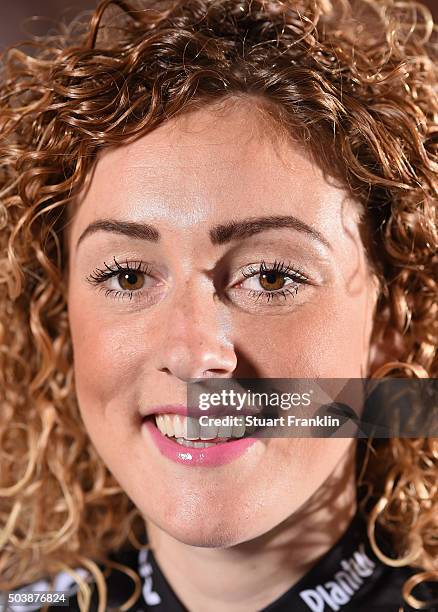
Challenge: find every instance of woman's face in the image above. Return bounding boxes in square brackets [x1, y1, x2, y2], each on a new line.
[66, 100, 379, 547]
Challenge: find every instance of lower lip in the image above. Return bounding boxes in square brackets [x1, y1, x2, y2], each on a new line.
[142, 419, 258, 467]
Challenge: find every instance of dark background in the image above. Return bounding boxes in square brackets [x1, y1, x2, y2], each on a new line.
[0, 0, 437, 50]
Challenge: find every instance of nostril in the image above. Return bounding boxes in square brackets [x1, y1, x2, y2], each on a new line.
[206, 369, 233, 376]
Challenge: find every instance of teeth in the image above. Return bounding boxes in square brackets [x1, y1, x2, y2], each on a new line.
[217, 423, 233, 438]
[163, 414, 173, 437]
[155, 415, 165, 434]
[175, 438, 223, 448]
[186, 416, 200, 440]
[200, 423, 218, 440]
[232, 421, 246, 438]
[154, 414, 245, 441]
[173, 415, 184, 438]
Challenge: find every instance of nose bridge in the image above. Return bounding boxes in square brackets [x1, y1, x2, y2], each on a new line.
[156, 276, 236, 380]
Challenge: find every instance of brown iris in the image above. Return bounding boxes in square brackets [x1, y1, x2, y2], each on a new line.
[259, 271, 286, 291]
[118, 271, 145, 291]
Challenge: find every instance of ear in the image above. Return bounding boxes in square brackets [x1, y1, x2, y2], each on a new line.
[367, 305, 407, 376]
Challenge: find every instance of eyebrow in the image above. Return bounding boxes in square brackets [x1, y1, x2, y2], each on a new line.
[75, 215, 332, 251]
[76, 219, 160, 251]
[209, 215, 332, 249]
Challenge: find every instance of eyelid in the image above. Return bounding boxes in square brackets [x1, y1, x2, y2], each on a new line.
[225, 259, 310, 307]
[236, 259, 310, 285]
[86, 258, 166, 304]
[86, 257, 310, 306]
[86, 257, 155, 285]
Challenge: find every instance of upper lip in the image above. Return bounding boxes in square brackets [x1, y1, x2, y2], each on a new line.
[141, 404, 266, 419]
[141, 405, 190, 418]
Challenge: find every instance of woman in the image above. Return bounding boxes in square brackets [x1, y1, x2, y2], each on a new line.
[0, 0, 436, 610]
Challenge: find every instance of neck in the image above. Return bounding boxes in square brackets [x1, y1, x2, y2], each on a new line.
[145, 442, 358, 612]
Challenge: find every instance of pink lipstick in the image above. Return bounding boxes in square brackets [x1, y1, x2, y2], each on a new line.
[141, 411, 258, 467]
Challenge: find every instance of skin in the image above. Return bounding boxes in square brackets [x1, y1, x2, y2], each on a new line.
[66, 97, 380, 611]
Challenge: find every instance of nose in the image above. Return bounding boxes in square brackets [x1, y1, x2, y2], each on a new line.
[154, 280, 237, 382]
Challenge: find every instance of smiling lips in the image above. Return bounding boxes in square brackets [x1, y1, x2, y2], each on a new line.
[141, 410, 258, 467]
[153, 413, 247, 448]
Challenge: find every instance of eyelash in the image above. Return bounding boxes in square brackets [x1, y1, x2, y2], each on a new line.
[85, 257, 308, 303]
[240, 259, 308, 302]
[86, 256, 153, 302]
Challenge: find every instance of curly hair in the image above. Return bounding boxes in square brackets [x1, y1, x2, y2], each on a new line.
[0, 0, 437, 610]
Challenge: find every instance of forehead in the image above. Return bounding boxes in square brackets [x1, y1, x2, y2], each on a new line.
[68, 99, 360, 241]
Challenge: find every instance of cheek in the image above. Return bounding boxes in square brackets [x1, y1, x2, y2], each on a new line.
[67, 296, 152, 428]
[234, 287, 375, 377]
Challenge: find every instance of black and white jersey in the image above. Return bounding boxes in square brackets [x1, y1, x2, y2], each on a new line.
[2, 510, 437, 612]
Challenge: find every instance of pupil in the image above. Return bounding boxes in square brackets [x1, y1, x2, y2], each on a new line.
[265, 272, 277, 285]
[125, 272, 137, 285]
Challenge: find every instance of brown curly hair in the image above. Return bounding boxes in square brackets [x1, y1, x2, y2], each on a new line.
[0, 0, 437, 610]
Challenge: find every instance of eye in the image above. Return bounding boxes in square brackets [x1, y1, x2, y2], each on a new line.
[86, 256, 163, 302]
[225, 259, 311, 311]
[238, 260, 308, 298]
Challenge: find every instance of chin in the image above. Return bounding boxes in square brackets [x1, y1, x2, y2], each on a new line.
[162, 521, 254, 548]
[145, 500, 259, 548]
